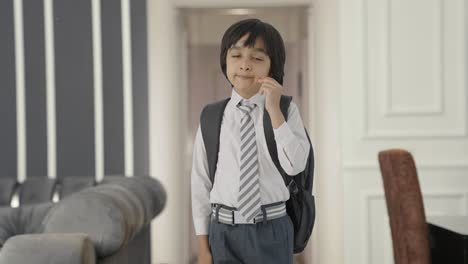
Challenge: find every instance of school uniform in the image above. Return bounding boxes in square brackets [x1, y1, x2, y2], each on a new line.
[191, 89, 310, 264]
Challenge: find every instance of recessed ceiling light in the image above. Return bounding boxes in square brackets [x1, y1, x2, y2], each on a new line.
[224, 8, 256, 15]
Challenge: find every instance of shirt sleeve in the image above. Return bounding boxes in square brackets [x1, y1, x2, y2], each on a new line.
[273, 102, 310, 176]
[191, 125, 213, 235]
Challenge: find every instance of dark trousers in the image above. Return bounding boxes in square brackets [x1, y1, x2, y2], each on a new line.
[208, 215, 294, 264]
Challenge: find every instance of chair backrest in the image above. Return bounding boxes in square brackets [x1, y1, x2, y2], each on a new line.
[378, 149, 430, 264]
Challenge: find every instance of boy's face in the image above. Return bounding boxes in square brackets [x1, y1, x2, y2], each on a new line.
[226, 34, 271, 98]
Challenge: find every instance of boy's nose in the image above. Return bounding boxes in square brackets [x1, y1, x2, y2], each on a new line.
[239, 57, 252, 70]
[240, 63, 251, 71]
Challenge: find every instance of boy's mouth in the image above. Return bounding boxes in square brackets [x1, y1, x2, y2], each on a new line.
[236, 75, 254, 80]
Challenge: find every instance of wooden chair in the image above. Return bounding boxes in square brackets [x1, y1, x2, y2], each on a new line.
[378, 149, 430, 264]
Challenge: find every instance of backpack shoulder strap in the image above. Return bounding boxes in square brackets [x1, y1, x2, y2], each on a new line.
[263, 95, 293, 179]
[200, 98, 230, 184]
[303, 129, 315, 191]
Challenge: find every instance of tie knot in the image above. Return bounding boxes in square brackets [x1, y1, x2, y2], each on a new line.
[238, 101, 256, 114]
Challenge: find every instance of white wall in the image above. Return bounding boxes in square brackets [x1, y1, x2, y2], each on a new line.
[147, 1, 189, 263]
[340, 0, 468, 263]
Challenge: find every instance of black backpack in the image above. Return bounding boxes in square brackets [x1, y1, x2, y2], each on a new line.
[200, 95, 315, 254]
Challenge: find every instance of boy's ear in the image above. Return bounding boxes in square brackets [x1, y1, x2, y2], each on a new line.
[268, 69, 273, 77]
[268, 72, 274, 81]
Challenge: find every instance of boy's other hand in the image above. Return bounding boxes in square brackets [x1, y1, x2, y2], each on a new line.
[258, 77, 285, 128]
[197, 235, 212, 264]
[198, 250, 213, 264]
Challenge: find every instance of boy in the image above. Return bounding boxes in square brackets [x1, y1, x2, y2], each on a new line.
[191, 18, 310, 264]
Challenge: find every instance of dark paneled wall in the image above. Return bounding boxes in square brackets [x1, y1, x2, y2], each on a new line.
[102, 0, 125, 176]
[0, 0, 17, 178]
[24, 0, 47, 177]
[0, 0, 148, 180]
[55, 0, 95, 176]
[131, 0, 149, 176]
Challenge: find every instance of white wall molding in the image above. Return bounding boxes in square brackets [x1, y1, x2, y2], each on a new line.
[14, 0, 26, 182]
[92, 0, 104, 182]
[122, 0, 134, 177]
[341, 1, 468, 262]
[361, 128, 468, 139]
[362, 192, 385, 264]
[360, 0, 467, 139]
[383, 0, 444, 116]
[362, 190, 468, 263]
[344, 161, 468, 170]
[44, 0, 57, 179]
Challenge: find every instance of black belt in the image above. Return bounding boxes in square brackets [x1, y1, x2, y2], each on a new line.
[211, 201, 287, 225]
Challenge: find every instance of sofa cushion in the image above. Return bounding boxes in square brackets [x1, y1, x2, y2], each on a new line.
[0, 207, 15, 247]
[19, 178, 56, 205]
[0, 202, 53, 247]
[59, 176, 95, 198]
[0, 179, 16, 207]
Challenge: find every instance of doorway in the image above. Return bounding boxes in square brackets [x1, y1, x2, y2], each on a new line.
[180, 7, 310, 263]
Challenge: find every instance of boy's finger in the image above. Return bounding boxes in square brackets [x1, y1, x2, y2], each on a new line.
[260, 77, 280, 87]
[260, 84, 277, 91]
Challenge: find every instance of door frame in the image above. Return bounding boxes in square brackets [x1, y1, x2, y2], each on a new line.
[147, 1, 342, 263]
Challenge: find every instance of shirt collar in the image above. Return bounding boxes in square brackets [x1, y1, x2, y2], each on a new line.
[230, 89, 265, 108]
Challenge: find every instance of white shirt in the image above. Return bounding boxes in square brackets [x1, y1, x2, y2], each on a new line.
[191, 89, 310, 235]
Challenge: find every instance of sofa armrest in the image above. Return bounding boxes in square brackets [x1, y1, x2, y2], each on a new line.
[42, 176, 166, 258]
[0, 233, 95, 264]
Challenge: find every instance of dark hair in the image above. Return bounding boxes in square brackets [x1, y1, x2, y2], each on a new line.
[220, 18, 286, 85]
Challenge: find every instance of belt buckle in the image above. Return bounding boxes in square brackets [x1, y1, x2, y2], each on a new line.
[233, 211, 255, 224]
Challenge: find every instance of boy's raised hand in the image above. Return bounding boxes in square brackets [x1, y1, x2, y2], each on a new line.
[257, 77, 285, 128]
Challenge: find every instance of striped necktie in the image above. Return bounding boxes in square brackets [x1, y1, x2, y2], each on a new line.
[237, 100, 260, 222]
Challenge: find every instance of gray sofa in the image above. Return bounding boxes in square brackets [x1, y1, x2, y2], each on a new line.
[0, 176, 166, 264]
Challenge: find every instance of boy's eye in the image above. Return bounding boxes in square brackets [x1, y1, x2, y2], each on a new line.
[254, 57, 264, 61]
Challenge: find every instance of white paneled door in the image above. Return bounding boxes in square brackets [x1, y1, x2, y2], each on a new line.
[340, 0, 468, 263]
